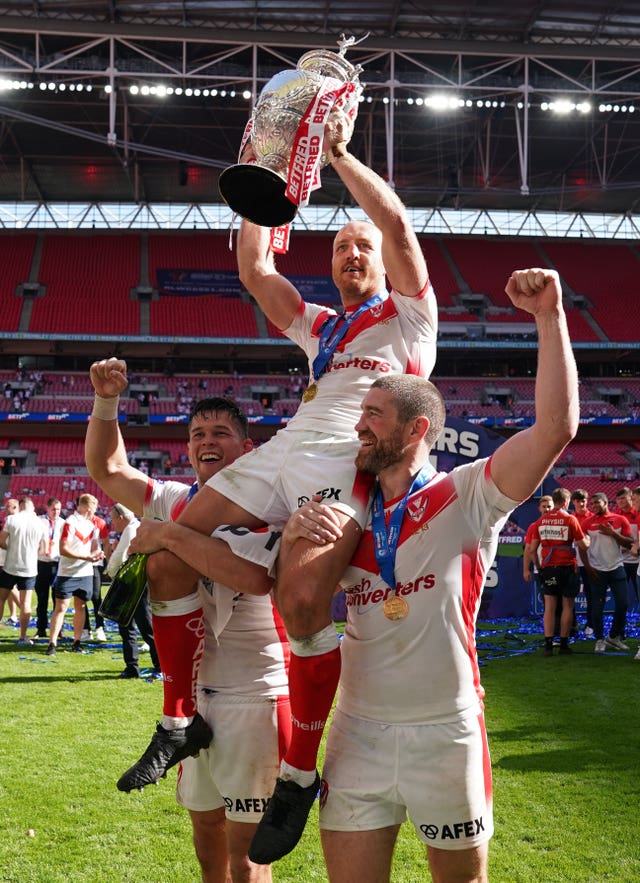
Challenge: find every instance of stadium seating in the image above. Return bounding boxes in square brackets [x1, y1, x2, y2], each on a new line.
[30, 234, 141, 335]
[0, 234, 37, 331]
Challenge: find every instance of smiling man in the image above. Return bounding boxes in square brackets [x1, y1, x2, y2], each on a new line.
[85, 370, 290, 883]
[284, 267, 580, 883]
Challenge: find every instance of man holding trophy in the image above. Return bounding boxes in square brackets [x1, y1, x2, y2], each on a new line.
[124, 42, 439, 866]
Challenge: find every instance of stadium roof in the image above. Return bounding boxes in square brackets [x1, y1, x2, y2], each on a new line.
[2, 2, 640, 217]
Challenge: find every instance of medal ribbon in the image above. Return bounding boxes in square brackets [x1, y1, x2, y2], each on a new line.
[312, 291, 385, 381]
[372, 465, 437, 590]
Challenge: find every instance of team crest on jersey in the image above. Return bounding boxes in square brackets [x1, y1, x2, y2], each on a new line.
[407, 494, 428, 523]
[370, 302, 385, 319]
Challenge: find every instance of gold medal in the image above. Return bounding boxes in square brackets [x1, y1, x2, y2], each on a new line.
[302, 382, 318, 403]
[383, 595, 409, 621]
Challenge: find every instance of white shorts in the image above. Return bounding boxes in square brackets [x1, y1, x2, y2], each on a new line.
[320, 708, 494, 851]
[176, 690, 290, 823]
[207, 429, 373, 529]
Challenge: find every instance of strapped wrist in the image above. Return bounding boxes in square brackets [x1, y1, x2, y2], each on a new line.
[91, 394, 120, 421]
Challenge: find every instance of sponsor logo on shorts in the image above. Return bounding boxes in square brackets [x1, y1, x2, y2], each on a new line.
[297, 487, 342, 507]
[344, 573, 436, 608]
[224, 796, 270, 813]
[420, 817, 485, 841]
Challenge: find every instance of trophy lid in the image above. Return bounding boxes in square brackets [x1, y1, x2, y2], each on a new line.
[298, 48, 362, 83]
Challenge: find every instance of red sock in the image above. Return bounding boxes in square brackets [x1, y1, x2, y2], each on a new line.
[283, 646, 341, 772]
[152, 608, 205, 718]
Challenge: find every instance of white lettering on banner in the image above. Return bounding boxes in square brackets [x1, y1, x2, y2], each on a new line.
[434, 427, 480, 459]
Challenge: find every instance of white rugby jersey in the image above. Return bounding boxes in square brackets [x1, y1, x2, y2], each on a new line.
[338, 457, 518, 725]
[284, 285, 437, 435]
[143, 478, 288, 698]
[2, 510, 48, 578]
[57, 511, 98, 578]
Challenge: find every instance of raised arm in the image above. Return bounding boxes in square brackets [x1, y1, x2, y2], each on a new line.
[85, 358, 151, 516]
[490, 269, 579, 502]
[237, 220, 303, 331]
[325, 113, 428, 298]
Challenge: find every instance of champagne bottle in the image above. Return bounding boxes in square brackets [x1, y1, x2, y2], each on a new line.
[99, 553, 148, 627]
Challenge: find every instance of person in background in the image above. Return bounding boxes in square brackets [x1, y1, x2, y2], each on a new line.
[83, 494, 110, 642]
[33, 497, 65, 640]
[86, 381, 289, 883]
[284, 267, 579, 882]
[580, 492, 634, 655]
[570, 488, 594, 635]
[0, 497, 48, 645]
[47, 494, 104, 656]
[528, 487, 589, 656]
[614, 487, 639, 612]
[0, 497, 21, 625]
[105, 503, 160, 679]
[522, 494, 553, 607]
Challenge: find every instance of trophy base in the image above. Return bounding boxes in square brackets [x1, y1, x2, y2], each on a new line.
[218, 164, 298, 228]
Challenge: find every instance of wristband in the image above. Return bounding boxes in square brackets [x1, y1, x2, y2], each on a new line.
[329, 142, 348, 164]
[91, 394, 120, 421]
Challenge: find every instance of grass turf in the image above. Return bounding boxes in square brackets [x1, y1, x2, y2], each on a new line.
[1, 615, 639, 882]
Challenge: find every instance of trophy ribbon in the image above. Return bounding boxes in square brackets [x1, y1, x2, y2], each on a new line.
[285, 79, 356, 211]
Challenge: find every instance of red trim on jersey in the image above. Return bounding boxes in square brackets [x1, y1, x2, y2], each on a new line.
[393, 279, 431, 302]
[275, 695, 292, 763]
[460, 539, 486, 707]
[143, 477, 154, 507]
[270, 593, 293, 761]
[308, 294, 399, 354]
[91, 514, 109, 540]
[582, 511, 632, 537]
[61, 521, 94, 546]
[479, 712, 493, 803]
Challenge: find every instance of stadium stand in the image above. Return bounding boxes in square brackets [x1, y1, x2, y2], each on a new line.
[0, 233, 37, 332]
[542, 240, 640, 342]
[29, 234, 141, 335]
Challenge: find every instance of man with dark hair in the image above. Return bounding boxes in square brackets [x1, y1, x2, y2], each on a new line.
[580, 492, 634, 654]
[284, 267, 580, 881]
[614, 486, 639, 611]
[86, 362, 289, 883]
[570, 488, 594, 634]
[528, 487, 589, 656]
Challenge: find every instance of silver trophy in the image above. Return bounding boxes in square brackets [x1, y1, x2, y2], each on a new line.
[218, 37, 363, 228]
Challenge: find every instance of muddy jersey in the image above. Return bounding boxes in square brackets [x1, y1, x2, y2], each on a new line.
[532, 509, 584, 568]
[143, 478, 288, 698]
[581, 511, 632, 572]
[337, 458, 518, 726]
[284, 285, 437, 435]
